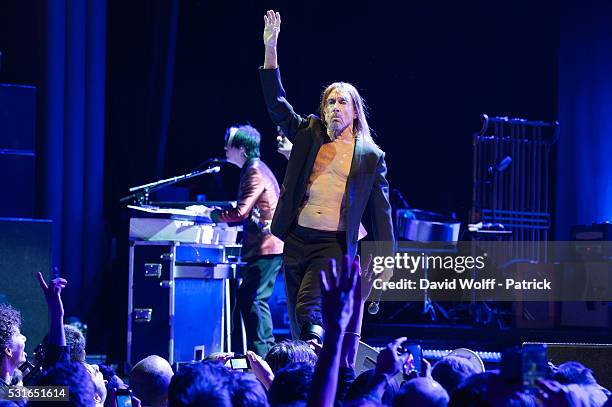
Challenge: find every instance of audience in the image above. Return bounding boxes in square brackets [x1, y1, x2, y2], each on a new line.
[59, 323, 106, 405]
[264, 341, 317, 374]
[431, 356, 478, 397]
[28, 361, 96, 407]
[553, 362, 609, 406]
[345, 369, 400, 405]
[0, 303, 25, 395]
[129, 355, 174, 407]
[267, 362, 313, 406]
[231, 371, 269, 407]
[0, 261, 608, 407]
[168, 361, 232, 407]
[64, 325, 86, 363]
[394, 377, 449, 407]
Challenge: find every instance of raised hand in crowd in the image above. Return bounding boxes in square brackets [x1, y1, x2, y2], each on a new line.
[320, 256, 359, 335]
[376, 337, 409, 380]
[308, 256, 359, 407]
[404, 357, 432, 381]
[206, 352, 235, 366]
[368, 337, 410, 401]
[246, 350, 274, 390]
[36, 272, 66, 347]
[340, 254, 373, 369]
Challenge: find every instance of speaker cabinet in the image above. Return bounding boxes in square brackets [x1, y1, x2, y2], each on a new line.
[0, 218, 51, 355]
[0, 84, 36, 218]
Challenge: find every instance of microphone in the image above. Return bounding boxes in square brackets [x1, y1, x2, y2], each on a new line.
[367, 287, 383, 315]
[367, 301, 380, 315]
[496, 156, 512, 172]
[487, 156, 512, 176]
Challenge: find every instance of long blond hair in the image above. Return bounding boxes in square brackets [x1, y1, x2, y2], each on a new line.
[319, 82, 376, 145]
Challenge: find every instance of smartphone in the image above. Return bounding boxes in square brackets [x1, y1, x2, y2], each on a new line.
[522, 344, 548, 393]
[400, 344, 422, 374]
[115, 388, 133, 407]
[229, 355, 251, 370]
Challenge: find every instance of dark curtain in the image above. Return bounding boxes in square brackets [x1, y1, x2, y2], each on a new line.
[38, 0, 106, 315]
[555, 0, 612, 238]
[100, 0, 178, 358]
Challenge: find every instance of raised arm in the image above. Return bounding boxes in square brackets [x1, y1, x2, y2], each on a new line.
[308, 256, 359, 407]
[260, 10, 306, 138]
[37, 272, 66, 348]
[263, 10, 280, 69]
[340, 255, 374, 369]
[37, 272, 71, 368]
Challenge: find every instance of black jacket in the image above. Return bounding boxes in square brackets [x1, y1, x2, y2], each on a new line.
[260, 68, 394, 259]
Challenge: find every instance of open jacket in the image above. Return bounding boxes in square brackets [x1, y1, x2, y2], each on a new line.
[259, 67, 394, 259]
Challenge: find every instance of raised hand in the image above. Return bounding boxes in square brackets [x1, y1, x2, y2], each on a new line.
[206, 352, 234, 365]
[320, 256, 359, 334]
[37, 272, 67, 346]
[263, 10, 281, 48]
[37, 272, 67, 317]
[246, 351, 274, 390]
[375, 336, 409, 378]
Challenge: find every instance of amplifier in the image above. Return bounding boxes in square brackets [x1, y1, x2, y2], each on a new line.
[570, 222, 612, 259]
[127, 241, 238, 366]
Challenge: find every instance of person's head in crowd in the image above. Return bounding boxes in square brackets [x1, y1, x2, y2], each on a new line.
[431, 356, 478, 396]
[449, 372, 537, 407]
[345, 368, 400, 405]
[45, 324, 104, 404]
[268, 362, 313, 406]
[553, 361, 609, 407]
[230, 371, 269, 407]
[65, 324, 87, 363]
[168, 361, 232, 407]
[394, 377, 449, 407]
[344, 400, 384, 407]
[130, 355, 174, 407]
[264, 340, 317, 374]
[0, 303, 26, 384]
[29, 361, 96, 407]
[553, 361, 597, 385]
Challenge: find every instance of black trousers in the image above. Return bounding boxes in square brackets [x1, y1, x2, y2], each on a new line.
[283, 225, 346, 340]
[237, 254, 282, 357]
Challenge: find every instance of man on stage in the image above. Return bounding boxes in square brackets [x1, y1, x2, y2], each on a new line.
[259, 10, 395, 342]
[209, 125, 284, 357]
